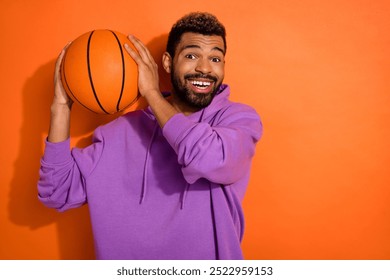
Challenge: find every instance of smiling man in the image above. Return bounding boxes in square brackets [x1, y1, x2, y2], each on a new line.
[38, 12, 262, 260]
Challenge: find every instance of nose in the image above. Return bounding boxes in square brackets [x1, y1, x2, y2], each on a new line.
[195, 58, 212, 74]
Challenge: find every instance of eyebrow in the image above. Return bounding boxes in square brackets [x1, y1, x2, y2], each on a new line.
[181, 44, 225, 55]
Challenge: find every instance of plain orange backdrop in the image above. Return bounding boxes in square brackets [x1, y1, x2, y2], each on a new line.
[1, 0, 389, 259]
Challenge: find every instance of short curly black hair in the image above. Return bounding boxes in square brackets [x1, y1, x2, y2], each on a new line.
[166, 12, 227, 58]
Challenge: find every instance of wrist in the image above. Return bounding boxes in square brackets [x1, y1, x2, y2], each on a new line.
[142, 89, 161, 100]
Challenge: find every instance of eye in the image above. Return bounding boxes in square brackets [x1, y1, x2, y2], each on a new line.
[211, 57, 222, 63]
[185, 54, 197, 59]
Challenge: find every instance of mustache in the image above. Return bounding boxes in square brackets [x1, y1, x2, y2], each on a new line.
[184, 73, 218, 82]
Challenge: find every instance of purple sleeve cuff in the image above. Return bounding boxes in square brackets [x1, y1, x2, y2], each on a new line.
[162, 113, 194, 148]
[42, 138, 72, 164]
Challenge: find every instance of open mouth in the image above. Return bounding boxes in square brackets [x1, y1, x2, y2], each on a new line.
[191, 80, 212, 89]
[188, 79, 215, 93]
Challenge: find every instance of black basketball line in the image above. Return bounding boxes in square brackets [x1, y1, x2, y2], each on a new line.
[126, 92, 142, 108]
[87, 30, 110, 114]
[110, 30, 126, 112]
[62, 44, 97, 114]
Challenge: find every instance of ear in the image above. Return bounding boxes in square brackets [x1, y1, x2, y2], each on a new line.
[162, 52, 172, 74]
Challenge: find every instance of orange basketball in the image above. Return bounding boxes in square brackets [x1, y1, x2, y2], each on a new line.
[61, 29, 139, 114]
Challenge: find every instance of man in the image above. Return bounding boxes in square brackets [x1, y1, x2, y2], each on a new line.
[38, 12, 262, 259]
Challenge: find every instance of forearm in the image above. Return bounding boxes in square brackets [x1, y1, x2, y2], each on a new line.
[48, 103, 71, 143]
[163, 107, 262, 184]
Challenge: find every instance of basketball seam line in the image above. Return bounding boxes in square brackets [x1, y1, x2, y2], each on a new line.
[110, 30, 126, 112]
[87, 30, 110, 114]
[62, 45, 97, 114]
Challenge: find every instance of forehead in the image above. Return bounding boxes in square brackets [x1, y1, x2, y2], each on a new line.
[176, 32, 225, 54]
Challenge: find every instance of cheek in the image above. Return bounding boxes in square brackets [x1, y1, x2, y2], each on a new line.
[174, 57, 193, 72]
[173, 66, 189, 81]
[214, 65, 225, 80]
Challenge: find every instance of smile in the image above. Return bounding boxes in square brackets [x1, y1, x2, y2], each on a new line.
[190, 80, 212, 88]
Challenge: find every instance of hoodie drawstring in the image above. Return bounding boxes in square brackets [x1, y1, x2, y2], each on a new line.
[139, 105, 208, 207]
[180, 183, 190, 209]
[140, 121, 159, 204]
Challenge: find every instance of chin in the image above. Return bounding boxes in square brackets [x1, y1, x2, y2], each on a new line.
[186, 91, 215, 109]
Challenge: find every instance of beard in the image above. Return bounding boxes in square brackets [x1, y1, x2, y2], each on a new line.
[171, 70, 222, 109]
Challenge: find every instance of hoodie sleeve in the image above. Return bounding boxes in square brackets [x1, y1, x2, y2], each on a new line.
[162, 104, 262, 185]
[37, 128, 104, 212]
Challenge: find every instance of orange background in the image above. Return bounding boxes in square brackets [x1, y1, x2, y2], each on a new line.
[1, 0, 389, 259]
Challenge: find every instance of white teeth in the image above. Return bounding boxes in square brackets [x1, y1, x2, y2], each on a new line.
[191, 80, 211, 87]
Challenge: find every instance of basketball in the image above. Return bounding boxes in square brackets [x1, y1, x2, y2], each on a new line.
[61, 29, 139, 114]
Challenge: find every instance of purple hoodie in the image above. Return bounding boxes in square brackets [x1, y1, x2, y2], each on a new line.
[38, 84, 262, 259]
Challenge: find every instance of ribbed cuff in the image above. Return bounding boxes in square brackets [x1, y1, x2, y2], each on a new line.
[162, 113, 194, 148]
[42, 138, 72, 164]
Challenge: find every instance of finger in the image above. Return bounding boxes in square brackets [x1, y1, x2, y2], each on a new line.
[59, 41, 72, 58]
[54, 42, 72, 89]
[124, 42, 145, 66]
[127, 35, 155, 64]
[124, 42, 158, 72]
[55, 50, 65, 70]
[127, 35, 147, 54]
[55, 42, 72, 71]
